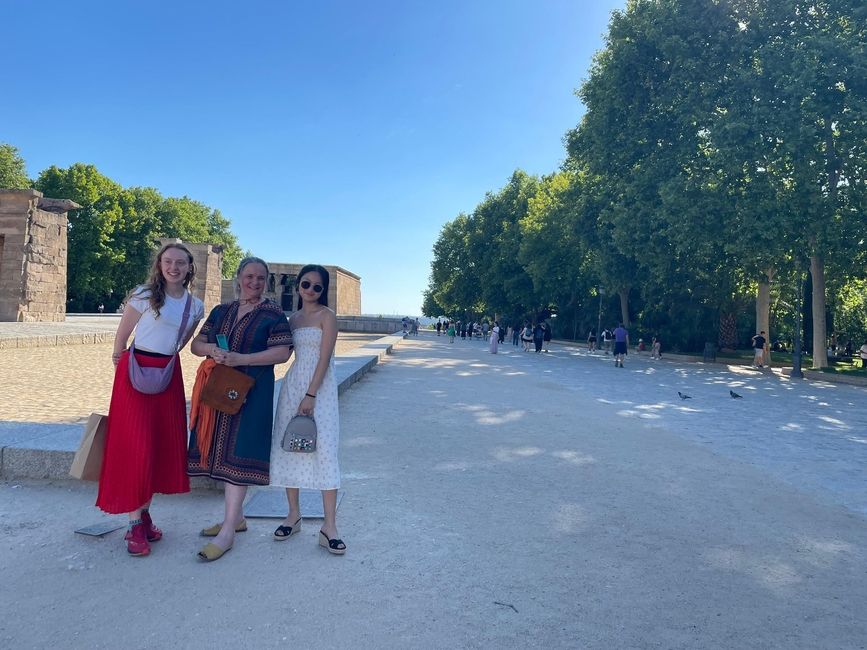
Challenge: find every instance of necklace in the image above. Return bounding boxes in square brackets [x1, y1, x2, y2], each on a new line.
[239, 297, 263, 305]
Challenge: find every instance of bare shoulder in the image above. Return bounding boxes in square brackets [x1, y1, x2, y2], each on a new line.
[288, 311, 304, 329]
[318, 307, 337, 327]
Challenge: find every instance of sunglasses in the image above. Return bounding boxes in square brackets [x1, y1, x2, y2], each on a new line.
[300, 280, 324, 293]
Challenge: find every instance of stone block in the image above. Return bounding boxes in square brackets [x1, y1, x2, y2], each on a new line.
[0, 447, 76, 480]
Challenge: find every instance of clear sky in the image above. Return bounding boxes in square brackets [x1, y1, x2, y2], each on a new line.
[2, 0, 625, 315]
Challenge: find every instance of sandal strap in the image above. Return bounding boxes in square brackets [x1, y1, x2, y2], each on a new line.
[275, 518, 302, 537]
[320, 531, 345, 549]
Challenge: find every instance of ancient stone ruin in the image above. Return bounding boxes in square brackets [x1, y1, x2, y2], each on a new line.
[0, 189, 80, 322]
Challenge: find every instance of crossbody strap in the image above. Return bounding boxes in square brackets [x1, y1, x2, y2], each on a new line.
[174, 292, 193, 353]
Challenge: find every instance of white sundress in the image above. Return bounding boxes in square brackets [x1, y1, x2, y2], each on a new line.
[270, 327, 340, 490]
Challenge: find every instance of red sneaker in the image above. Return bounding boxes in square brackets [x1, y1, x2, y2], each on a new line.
[126, 522, 151, 557]
[140, 510, 163, 542]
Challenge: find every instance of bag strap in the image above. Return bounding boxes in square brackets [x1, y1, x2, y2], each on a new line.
[174, 292, 193, 353]
[128, 292, 194, 356]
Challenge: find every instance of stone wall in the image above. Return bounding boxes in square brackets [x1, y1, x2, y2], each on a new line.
[337, 316, 404, 334]
[0, 190, 79, 322]
[335, 267, 362, 316]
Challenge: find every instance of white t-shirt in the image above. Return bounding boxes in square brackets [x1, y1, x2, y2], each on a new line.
[128, 287, 205, 355]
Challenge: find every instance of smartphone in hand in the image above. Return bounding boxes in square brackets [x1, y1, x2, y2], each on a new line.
[216, 334, 229, 350]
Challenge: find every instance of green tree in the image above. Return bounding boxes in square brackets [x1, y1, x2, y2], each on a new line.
[158, 197, 243, 277]
[35, 164, 126, 311]
[0, 143, 31, 189]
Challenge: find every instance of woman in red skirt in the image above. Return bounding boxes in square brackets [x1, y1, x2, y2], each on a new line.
[96, 243, 205, 556]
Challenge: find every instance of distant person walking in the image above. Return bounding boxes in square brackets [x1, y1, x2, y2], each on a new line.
[542, 321, 552, 352]
[436, 320, 442, 336]
[613, 323, 629, 367]
[587, 329, 597, 352]
[460, 321, 467, 340]
[447, 322, 456, 343]
[512, 322, 521, 346]
[521, 323, 533, 351]
[467, 321, 475, 340]
[602, 328, 613, 354]
[650, 336, 661, 359]
[751, 331, 767, 368]
[489, 321, 500, 354]
[96, 243, 205, 557]
[533, 322, 544, 353]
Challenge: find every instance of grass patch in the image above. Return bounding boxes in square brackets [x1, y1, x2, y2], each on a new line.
[817, 362, 867, 376]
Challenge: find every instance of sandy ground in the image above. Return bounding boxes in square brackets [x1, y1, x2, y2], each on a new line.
[1, 333, 866, 649]
[0, 333, 380, 424]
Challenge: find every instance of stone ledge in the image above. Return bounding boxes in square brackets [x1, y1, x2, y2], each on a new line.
[0, 333, 407, 484]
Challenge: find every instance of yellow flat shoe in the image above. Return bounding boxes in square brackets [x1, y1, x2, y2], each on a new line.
[197, 542, 232, 562]
[200, 519, 248, 537]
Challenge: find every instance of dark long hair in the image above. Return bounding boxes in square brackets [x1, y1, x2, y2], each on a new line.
[127, 242, 195, 318]
[296, 264, 330, 310]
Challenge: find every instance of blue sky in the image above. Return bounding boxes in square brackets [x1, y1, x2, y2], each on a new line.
[2, 0, 624, 315]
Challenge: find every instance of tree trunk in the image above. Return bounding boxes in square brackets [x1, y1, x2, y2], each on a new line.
[618, 288, 630, 327]
[810, 254, 828, 369]
[756, 268, 774, 365]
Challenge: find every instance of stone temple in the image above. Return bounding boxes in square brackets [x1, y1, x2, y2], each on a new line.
[0, 189, 364, 322]
[221, 263, 362, 316]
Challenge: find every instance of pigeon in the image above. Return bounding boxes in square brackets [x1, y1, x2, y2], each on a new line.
[677, 391, 692, 400]
[729, 390, 743, 399]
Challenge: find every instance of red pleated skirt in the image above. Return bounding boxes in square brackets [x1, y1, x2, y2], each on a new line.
[95, 350, 190, 514]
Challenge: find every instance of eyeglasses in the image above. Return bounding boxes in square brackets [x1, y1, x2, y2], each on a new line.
[300, 280, 323, 293]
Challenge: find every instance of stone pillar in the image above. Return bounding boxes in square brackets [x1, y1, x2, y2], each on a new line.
[333, 267, 362, 316]
[0, 189, 80, 322]
[158, 238, 224, 314]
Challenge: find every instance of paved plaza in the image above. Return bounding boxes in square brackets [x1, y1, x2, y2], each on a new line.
[0, 332, 382, 424]
[1, 332, 866, 649]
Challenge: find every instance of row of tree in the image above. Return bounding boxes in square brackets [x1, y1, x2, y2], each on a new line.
[423, 0, 867, 367]
[0, 144, 244, 312]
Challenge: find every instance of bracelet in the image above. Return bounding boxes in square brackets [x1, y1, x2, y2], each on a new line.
[305, 393, 316, 399]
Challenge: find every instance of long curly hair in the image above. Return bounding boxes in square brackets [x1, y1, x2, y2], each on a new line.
[127, 243, 196, 317]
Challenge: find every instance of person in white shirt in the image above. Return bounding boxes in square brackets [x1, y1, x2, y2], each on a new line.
[95, 243, 205, 557]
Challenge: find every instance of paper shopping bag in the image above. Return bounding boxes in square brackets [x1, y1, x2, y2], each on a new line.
[69, 413, 108, 481]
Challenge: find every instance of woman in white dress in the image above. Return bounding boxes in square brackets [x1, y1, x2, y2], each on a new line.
[489, 321, 500, 354]
[270, 265, 345, 554]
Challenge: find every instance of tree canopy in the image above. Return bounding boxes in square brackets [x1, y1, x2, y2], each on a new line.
[0, 157, 248, 312]
[0, 144, 30, 189]
[423, 0, 867, 365]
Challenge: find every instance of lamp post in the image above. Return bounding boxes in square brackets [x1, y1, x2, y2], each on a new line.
[790, 270, 804, 379]
[596, 287, 605, 345]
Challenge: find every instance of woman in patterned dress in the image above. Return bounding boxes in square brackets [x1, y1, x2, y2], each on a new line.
[270, 264, 345, 555]
[187, 257, 293, 561]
